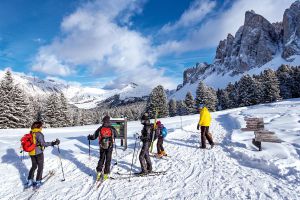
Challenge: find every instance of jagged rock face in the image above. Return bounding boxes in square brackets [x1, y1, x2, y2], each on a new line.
[216, 11, 279, 73]
[183, 63, 210, 85]
[282, 1, 300, 59]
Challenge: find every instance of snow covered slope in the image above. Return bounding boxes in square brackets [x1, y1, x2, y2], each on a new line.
[0, 99, 299, 199]
[0, 70, 151, 109]
[170, 54, 300, 100]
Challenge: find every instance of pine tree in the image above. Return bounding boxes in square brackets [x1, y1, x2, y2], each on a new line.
[168, 99, 177, 117]
[261, 69, 281, 103]
[226, 82, 238, 109]
[217, 89, 229, 110]
[291, 66, 300, 98]
[276, 65, 293, 99]
[146, 85, 169, 118]
[176, 100, 187, 116]
[0, 70, 32, 128]
[58, 93, 71, 127]
[184, 92, 196, 114]
[11, 86, 33, 127]
[0, 71, 15, 128]
[237, 74, 260, 107]
[44, 93, 61, 127]
[195, 81, 217, 111]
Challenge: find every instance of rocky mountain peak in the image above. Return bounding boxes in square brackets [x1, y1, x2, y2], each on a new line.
[282, 0, 300, 59]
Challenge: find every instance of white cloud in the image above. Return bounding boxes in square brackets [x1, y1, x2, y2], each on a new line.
[158, 0, 296, 55]
[31, 0, 176, 89]
[32, 52, 74, 76]
[160, 0, 216, 33]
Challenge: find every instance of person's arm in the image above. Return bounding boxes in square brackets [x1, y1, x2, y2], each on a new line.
[111, 126, 118, 143]
[89, 127, 101, 140]
[36, 133, 52, 148]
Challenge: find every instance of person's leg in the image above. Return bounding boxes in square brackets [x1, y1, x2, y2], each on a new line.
[36, 153, 44, 181]
[144, 142, 152, 173]
[157, 138, 162, 154]
[205, 127, 214, 146]
[104, 148, 113, 174]
[200, 126, 206, 148]
[139, 143, 148, 173]
[96, 148, 106, 173]
[28, 155, 38, 180]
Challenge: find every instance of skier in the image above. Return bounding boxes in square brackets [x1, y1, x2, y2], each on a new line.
[138, 113, 153, 174]
[197, 104, 214, 149]
[87, 115, 117, 181]
[156, 120, 167, 157]
[25, 121, 60, 188]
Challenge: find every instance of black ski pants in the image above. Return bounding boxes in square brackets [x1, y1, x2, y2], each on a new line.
[157, 137, 164, 153]
[201, 126, 214, 148]
[139, 141, 152, 173]
[28, 153, 44, 181]
[97, 147, 113, 174]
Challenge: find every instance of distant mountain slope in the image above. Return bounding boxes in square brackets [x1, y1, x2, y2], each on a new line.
[171, 1, 300, 100]
[0, 70, 151, 109]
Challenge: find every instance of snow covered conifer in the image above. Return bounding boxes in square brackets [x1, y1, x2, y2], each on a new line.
[44, 93, 61, 127]
[58, 93, 71, 127]
[196, 81, 217, 111]
[291, 66, 300, 98]
[226, 82, 238, 109]
[146, 85, 169, 118]
[237, 74, 260, 106]
[176, 100, 187, 116]
[217, 89, 229, 110]
[276, 65, 293, 99]
[185, 92, 196, 114]
[261, 69, 281, 103]
[168, 99, 177, 117]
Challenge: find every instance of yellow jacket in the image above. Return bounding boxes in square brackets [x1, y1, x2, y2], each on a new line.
[198, 107, 211, 126]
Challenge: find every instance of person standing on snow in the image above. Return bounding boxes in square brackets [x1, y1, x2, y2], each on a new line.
[26, 121, 60, 188]
[138, 113, 153, 174]
[87, 115, 117, 181]
[156, 120, 167, 157]
[197, 104, 214, 149]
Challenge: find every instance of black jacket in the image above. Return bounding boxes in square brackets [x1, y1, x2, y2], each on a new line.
[140, 124, 154, 142]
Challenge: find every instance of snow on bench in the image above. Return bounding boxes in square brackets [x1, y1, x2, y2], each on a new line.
[241, 117, 282, 151]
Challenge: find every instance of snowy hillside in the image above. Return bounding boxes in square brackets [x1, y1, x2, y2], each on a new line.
[0, 99, 299, 199]
[170, 54, 300, 100]
[0, 70, 151, 109]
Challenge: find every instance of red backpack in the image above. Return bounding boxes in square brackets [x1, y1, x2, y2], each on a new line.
[99, 127, 112, 149]
[21, 133, 36, 152]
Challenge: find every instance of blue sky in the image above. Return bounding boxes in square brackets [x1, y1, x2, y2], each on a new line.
[0, 0, 296, 89]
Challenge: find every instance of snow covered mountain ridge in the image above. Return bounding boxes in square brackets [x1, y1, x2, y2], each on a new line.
[171, 1, 300, 100]
[0, 70, 151, 109]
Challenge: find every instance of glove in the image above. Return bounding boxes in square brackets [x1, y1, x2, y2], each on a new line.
[197, 124, 200, 130]
[51, 139, 60, 146]
[87, 135, 92, 140]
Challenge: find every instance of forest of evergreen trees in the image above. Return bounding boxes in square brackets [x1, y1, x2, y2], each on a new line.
[0, 65, 299, 128]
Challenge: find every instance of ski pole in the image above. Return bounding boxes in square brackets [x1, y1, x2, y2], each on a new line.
[134, 140, 141, 164]
[114, 142, 118, 165]
[57, 145, 66, 181]
[129, 137, 138, 182]
[89, 138, 91, 160]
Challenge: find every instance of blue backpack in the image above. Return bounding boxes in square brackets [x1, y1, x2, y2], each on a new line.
[161, 127, 168, 138]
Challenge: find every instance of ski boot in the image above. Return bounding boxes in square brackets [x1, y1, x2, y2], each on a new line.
[25, 179, 34, 188]
[103, 174, 109, 181]
[34, 180, 42, 189]
[96, 172, 103, 181]
[161, 151, 167, 156]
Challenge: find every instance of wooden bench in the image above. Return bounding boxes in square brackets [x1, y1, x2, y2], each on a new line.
[241, 117, 282, 151]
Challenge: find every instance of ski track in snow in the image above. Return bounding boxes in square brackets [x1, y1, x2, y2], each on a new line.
[1, 101, 300, 200]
